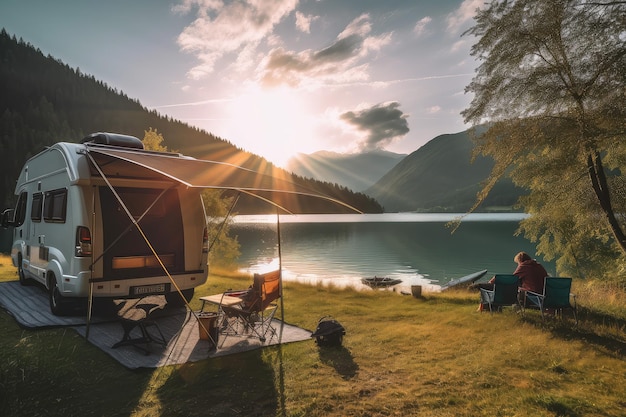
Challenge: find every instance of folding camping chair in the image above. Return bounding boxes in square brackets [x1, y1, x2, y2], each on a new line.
[524, 277, 578, 324]
[111, 297, 167, 355]
[479, 274, 521, 313]
[220, 270, 281, 344]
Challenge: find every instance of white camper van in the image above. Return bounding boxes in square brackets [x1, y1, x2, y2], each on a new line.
[1, 133, 209, 315]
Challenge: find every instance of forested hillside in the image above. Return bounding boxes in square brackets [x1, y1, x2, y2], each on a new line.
[367, 129, 524, 212]
[0, 29, 381, 213]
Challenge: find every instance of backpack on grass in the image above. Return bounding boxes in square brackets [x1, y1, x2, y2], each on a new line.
[311, 316, 345, 347]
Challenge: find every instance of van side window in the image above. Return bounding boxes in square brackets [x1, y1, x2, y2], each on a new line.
[44, 189, 68, 223]
[31, 193, 43, 222]
[14, 191, 27, 227]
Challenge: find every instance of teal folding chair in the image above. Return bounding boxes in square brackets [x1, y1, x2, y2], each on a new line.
[479, 274, 520, 313]
[525, 277, 578, 324]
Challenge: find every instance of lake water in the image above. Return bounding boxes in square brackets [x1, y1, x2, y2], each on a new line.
[230, 213, 555, 293]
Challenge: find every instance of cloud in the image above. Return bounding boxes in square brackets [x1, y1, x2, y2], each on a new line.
[446, 0, 483, 33]
[310, 73, 474, 90]
[295, 11, 318, 33]
[153, 97, 233, 108]
[413, 16, 432, 37]
[260, 14, 392, 87]
[340, 102, 410, 151]
[450, 38, 470, 53]
[175, 0, 299, 79]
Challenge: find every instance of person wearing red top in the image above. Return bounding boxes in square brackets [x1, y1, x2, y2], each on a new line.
[473, 251, 548, 311]
[513, 251, 548, 294]
[513, 251, 549, 306]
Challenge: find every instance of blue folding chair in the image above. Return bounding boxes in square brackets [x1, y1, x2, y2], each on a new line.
[525, 277, 577, 324]
[479, 274, 520, 313]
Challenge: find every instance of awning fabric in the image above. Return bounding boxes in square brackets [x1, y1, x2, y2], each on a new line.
[86, 146, 360, 214]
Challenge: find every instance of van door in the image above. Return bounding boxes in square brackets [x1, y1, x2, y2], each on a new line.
[99, 187, 185, 280]
[30, 188, 67, 280]
[27, 192, 43, 279]
[12, 191, 28, 273]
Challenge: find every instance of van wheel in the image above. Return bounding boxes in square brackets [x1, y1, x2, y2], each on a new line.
[49, 273, 69, 316]
[17, 254, 31, 286]
[165, 288, 194, 307]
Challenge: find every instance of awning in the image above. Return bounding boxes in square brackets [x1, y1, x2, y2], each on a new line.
[83, 144, 361, 342]
[86, 146, 361, 214]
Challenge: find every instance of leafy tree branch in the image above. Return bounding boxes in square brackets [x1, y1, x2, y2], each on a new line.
[462, 0, 626, 279]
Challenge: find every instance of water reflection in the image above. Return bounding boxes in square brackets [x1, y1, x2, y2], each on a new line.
[231, 213, 553, 292]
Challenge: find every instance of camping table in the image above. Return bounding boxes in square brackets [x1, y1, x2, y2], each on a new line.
[199, 293, 243, 312]
[198, 293, 244, 347]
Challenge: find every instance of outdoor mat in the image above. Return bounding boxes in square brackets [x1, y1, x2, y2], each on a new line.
[0, 280, 313, 369]
[74, 312, 312, 369]
[0, 280, 111, 327]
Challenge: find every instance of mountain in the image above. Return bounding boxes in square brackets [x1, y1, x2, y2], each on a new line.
[366, 129, 524, 212]
[0, 29, 382, 214]
[285, 150, 406, 191]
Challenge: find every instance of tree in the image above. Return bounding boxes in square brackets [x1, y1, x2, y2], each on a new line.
[141, 129, 241, 268]
[142, 127, 168, 152]
[462, 0, 626, 279]
[201, 189, 241, 268]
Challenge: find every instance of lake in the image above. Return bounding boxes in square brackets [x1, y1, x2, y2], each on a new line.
[230, 213, 555, 293]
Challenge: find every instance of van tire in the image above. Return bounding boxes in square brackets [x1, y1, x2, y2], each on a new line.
[48, 273, 69, 316]
[17, 254, 31, 286]
[165, 288, 194, 307]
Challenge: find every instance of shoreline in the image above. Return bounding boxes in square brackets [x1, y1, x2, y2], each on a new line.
[238, 264, 441, 294]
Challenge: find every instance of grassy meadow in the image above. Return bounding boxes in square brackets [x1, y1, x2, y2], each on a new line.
[0, 253, 625, 417]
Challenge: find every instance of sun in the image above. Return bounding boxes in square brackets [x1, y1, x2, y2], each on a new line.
[224, 85, 318, 167]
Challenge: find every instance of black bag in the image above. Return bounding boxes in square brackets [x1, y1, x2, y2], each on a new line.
[311, 316, 345, 347]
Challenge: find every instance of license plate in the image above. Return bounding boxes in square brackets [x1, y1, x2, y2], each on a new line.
[131, 284, 166, 296]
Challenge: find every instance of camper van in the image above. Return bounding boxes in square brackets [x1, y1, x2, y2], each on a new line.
[1, 133, 209, 315]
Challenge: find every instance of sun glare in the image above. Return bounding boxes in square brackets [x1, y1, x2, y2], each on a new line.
[225, 85, 318, 167]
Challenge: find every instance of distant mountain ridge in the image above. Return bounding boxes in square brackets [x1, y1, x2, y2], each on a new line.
[286, 129, 524, 213]
[286, 150, 406, 192]
[366, 129, 524, 212]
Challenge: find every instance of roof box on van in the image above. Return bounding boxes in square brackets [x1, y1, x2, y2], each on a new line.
[81, 132, 144, 149]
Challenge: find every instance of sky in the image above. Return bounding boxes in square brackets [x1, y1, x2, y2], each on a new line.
[0, 0, 483, 167]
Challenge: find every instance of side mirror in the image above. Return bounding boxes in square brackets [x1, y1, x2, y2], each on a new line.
[1, 209, 15, 228]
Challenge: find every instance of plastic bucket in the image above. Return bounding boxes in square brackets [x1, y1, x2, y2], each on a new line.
[411, 285, 422, 298]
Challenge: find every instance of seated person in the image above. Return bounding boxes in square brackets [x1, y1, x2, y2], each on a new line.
[472, 251, 548, 311]
[513, 251, 548, 305]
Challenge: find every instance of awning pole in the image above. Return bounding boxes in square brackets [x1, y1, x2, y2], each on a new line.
[277, 208, 284, 342]
[86, 281, 94, 339]
[86, 185, 96, 339]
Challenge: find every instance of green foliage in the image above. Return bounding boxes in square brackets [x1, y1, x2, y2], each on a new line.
[202, 189, 241, 268]
[462, 0, 626, 280]
[141, 127, 168, 152]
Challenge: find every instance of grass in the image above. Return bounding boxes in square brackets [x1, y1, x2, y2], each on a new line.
[1, 253, 625, 416]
